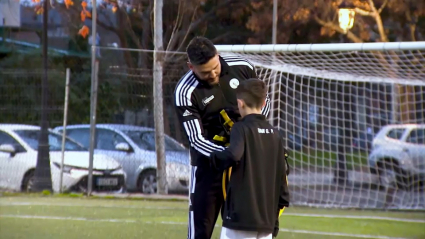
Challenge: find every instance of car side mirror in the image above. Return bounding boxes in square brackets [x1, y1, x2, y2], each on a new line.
[0, 144, 17, 157]
[115, 142, 131, 152]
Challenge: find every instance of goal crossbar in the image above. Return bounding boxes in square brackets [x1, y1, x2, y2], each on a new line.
[215, 41, 425, 86]
[246, 61, 425, 86]
[215, 41, 425, 53]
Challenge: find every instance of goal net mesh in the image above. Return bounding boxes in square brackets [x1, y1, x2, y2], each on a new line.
[216, 44, 425, 210]
[94, 44, 424, 210]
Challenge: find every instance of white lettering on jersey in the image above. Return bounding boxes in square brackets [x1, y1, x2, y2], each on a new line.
[202, 95, 215, 106]
[258, 128, 274, 134]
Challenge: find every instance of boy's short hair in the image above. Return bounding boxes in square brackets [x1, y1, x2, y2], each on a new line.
[186, 36, 217, 65]
[235, 78, 267, 109]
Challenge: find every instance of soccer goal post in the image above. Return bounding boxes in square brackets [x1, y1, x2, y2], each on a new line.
[215, 41, 425, 210]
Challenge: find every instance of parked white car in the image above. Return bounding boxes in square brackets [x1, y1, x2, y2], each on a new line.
[54, 124, 190, 194]
[368, 124, 425, 189]
[0, 124, 126, 193]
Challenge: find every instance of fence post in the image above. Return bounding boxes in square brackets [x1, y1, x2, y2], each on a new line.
[153, 0, 168, 195]
[88, 61, 99, 196]
[59, 68, 71, 193]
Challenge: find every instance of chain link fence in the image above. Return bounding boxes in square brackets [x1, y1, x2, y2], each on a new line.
[0, 47, 191, 195]
[1, 46, 424, 210]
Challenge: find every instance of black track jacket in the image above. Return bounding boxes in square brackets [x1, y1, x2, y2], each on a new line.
[210, 114, 290, 233]
[174, 55, 271, 166]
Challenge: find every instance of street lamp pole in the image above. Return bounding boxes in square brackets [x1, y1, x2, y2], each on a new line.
[33, 0, 53, 193]
[334, 1, 356, 186]
[272, 0, 277, 44]
[269, 0, 278, 125]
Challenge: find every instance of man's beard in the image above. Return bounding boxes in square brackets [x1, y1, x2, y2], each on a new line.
[206, 77, 219, 85]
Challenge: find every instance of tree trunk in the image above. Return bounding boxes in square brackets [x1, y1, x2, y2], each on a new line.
[138, 6, 152, 68]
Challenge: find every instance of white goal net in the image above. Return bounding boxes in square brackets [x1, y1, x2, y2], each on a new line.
[216, 42, 425, 210]
[95, 42, 424, 210]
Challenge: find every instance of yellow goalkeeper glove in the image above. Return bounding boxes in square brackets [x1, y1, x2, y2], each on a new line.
[212, 109, 235, 201]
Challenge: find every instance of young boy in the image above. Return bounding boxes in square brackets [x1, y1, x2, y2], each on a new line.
[209, 78, 290, 239]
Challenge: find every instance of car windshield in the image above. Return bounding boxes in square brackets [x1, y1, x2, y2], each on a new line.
[14, 130, 86, 151]
[123, 130, 186, 152]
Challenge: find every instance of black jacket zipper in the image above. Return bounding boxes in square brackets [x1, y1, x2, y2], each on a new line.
[217, 82, 228, 105]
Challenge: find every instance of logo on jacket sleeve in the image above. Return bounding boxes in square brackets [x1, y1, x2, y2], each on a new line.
[183, 110, 192, 117]
[202, 95, 215, 106]
[229, 78, 239, 89]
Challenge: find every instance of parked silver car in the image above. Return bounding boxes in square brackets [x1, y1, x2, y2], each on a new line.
[0, 124, 126, 193]
[368, 124, 425, 189]
[54, 124, 190, 194]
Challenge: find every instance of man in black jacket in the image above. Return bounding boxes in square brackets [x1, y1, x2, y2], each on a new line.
[174, 36, 271, 239]
[210, 78, 290, 239]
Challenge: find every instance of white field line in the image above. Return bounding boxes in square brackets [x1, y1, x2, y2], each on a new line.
[283, 213, 425, 223]
[0, 201, 180, 210]
[0, 214, 410, 239]
[0, 214, 137, 223]
[277, 228, 409, 239]
[1, 201, 424, 223]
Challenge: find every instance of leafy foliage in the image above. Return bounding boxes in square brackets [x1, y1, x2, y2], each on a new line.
[245, 0, 425, 43]
[4, 0, 423, 132]
[0, 51, 124, 127]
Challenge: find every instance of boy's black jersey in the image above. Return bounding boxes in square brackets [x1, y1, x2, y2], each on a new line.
[174, 55, 271, 166]
[210, 114, 290, 233]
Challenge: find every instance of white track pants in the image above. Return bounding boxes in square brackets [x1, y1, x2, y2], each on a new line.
[220, 227, 273, 239]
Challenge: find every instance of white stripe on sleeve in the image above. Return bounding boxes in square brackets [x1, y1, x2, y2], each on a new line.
[222, 56, 255, 70]
[183, 119, 225, 157]
[226, 61, 254, 70]
[175, 72, 198, 107]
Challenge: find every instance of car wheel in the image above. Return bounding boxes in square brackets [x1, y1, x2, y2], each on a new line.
[21, 171, 35, 192]
[378, 161, 407, 189]
[138, 170, 157, 194]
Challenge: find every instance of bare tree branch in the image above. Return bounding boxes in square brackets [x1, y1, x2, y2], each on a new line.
[211, 32, 235, 43]
[174, 0, 241, 52]
[122, 9, 143, 48]
[355, 7, 374, 16]
[165, 5, 200, 62]
[166, 0, 185, 51]
[367, 0, 377, 11]
[175, 5, 200, 52]
[377, 0, 388, 14]
[367, 0, 388, 42]
[313, 16, 363, 43]
[405, 9, 417, 41]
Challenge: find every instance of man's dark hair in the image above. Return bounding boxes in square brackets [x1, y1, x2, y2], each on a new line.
[235, 78, 267, 109]
[186, 36, 217, 65]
